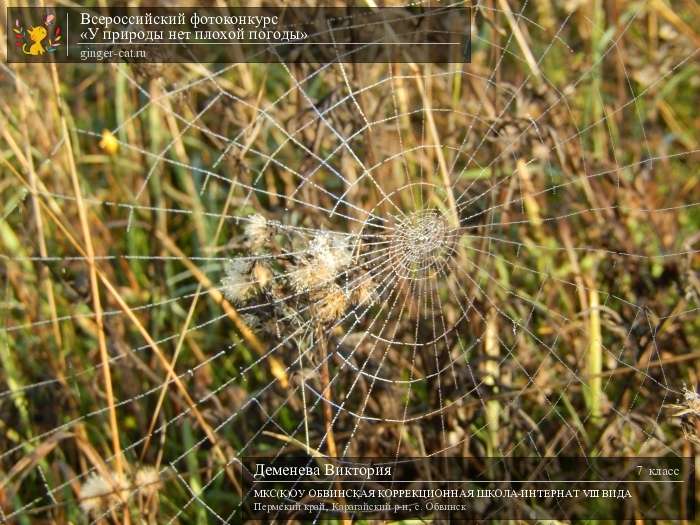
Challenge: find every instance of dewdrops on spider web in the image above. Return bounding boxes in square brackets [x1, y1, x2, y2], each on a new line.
[4, 1, 700, 521]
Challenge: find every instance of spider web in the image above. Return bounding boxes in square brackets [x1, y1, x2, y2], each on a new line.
[1, 1, 699, 523]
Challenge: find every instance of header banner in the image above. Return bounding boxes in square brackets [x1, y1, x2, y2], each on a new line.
[7, 6, 472, 64]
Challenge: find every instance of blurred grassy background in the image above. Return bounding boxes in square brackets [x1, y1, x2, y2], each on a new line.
[1, 0, 699, 523]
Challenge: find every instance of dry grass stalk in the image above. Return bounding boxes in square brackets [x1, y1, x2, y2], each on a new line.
[48, 63, 126, 487]
[483, 308, 501, 454]
[584, 281, 603, 421]
[497, 0, 543, 81]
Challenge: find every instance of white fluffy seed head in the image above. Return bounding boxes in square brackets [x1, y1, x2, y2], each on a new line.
[291, 261, 335, 293]
[292, 232, 353, 293]
[134, 467, 162, 497]
[682, 385, 700, 413]
[222, 259, 254, 304]
[78, 472, 129, 515]
[79, 474, 111, 515]
[309, 232, 353, 275]
[244, 214, 270, 250]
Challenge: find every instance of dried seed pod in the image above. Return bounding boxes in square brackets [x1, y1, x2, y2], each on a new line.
[312, 284, 348, 323]
[252, 261, 273, 289]
[351, 274, 378, 307]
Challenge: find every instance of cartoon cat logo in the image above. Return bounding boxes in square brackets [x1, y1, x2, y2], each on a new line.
[13, 14, 62, 56]
[24, 25, 48, 55]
